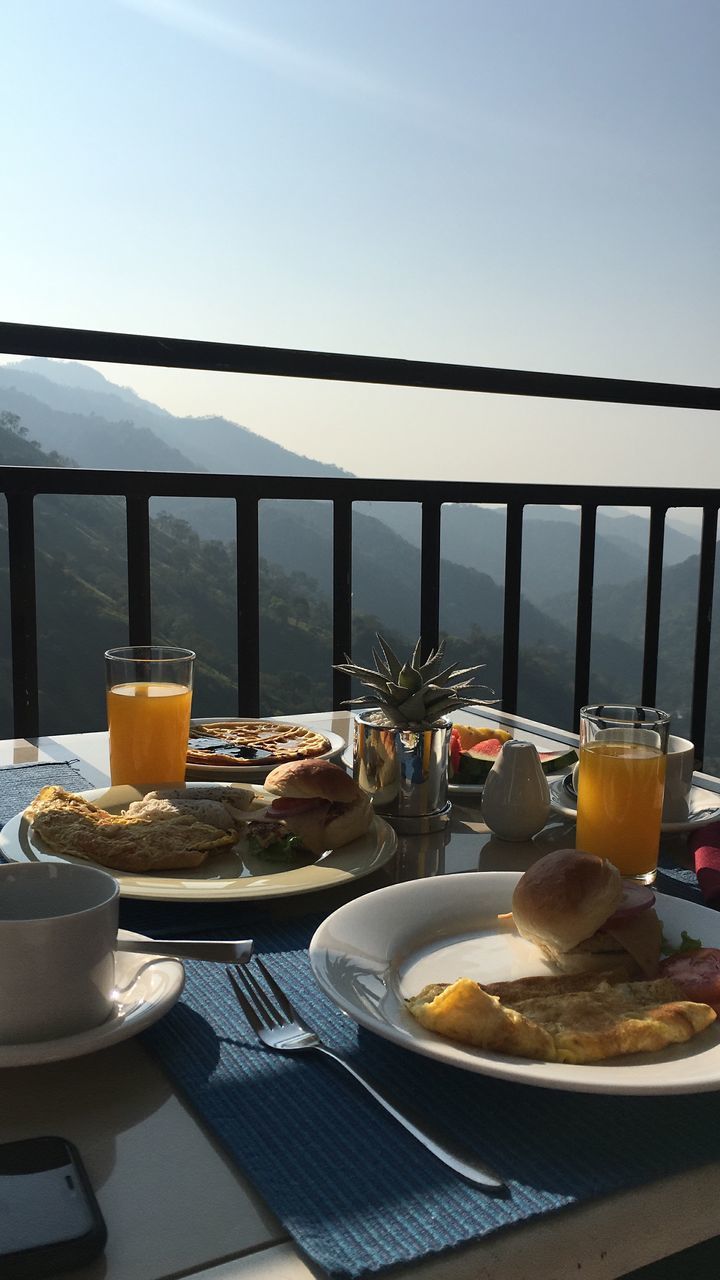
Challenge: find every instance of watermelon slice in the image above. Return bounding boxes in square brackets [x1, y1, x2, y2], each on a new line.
[452, 737, 576, 784]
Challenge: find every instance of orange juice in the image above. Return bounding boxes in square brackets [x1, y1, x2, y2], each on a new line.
[107, 681, 192, 785]
[575, 741, 666, 880]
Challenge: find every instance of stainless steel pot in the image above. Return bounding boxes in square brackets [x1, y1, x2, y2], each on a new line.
[353, 710, 451, 833]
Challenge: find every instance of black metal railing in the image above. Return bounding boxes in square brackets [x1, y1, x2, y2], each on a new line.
[1, 321, 719, 758]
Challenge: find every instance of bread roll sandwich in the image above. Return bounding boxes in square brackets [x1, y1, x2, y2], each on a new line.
[511, 848, 662, 979]
[251, 760, 372, 857]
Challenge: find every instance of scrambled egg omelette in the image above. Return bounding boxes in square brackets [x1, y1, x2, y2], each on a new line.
[406, 970, 716, 1064]
[24, 786, 237, 872]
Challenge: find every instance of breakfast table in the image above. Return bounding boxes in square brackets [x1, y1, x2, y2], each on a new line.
[2, 707, 720, 1280]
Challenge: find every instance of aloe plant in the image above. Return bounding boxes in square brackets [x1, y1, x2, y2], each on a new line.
[334, 633, 494, 728]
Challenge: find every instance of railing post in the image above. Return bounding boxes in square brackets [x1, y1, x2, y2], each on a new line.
[501, 502, 524, 713]
[641, 506, 667, 707]
[690, 505, 719, 766]
[420, 501, 441, 659]
[126, 495, 152, 644]
[236, 495, 260, 716]
[332, 499, 353, 709]
[574, 505, 598, 721]
[6, 492, 40, 737]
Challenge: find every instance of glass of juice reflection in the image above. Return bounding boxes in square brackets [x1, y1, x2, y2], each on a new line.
[575, 705, 670, 884]
[105, 646, 195, 785]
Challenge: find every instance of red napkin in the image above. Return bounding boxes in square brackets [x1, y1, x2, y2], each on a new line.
[688, 822, 720, 907]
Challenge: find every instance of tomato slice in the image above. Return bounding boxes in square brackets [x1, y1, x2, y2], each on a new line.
[659, 948, 720, 1013]
[604, 883, 655, 925]
[268, 797, 323, 816]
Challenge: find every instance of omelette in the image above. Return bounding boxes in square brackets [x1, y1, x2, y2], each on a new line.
[24, 786, 236, 872]
[406, 970, 716, 1064]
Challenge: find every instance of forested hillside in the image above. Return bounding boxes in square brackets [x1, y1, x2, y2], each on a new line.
[1, 370, 718, 772]
[0, 412, 596, 740]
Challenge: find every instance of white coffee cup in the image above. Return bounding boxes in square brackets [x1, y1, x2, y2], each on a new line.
[572, 733, 695, 824]
[0, 862, 120, 1044]
[661, 735, 695, 822]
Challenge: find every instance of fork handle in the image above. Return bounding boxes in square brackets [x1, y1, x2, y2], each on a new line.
[313, 1044, 507, 1191]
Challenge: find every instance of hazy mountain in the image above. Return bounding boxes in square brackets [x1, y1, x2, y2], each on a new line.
[3, 359, 718, 765]
[2, 360, 700, 572]
[0, 415, 351, 734]
[0, 415, 579, 737]
[0, 382, 200, 474]
[1, 359, 703, 611]
[3, 409, 717, 767]
[360, 502, 701, 605]
[0, 360, 350, 479]
[4, 357, 169, 415]
[0, 403, 573, 660]
[255, 498, 572, 647]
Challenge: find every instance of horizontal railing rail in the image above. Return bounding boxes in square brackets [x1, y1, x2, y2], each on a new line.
[1, 321, 718, 756]
[1, 321, 719, 410]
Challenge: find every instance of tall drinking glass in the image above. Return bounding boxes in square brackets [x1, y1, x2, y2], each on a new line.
[105, 646, 195, 785]
[575, 705, 669, 885]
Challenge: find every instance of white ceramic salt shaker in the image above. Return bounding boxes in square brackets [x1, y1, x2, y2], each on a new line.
[481, 740, 551, 841]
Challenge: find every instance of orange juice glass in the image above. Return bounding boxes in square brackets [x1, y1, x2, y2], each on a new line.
[105, 647, 195, 785]
[575, 705, 669, 884]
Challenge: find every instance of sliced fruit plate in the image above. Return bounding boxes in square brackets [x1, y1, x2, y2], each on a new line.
[449, 723, 577, 787]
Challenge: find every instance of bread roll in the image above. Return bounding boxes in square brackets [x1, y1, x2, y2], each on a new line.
[324, 793, 373, 848]
[512, 848, 623, 957]
[264, 759, 360, 803]
[262, 758, 373, 853]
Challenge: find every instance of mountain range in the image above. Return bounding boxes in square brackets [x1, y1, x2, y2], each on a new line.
[0, 357, 716, 768]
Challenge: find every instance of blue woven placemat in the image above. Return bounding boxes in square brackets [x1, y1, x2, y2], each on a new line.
[0, 761, 96, 832]
[140, 908, 720, 1280]
[3, 763, 719, 1278]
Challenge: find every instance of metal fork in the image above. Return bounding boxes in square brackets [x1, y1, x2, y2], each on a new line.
[226, 957, 507, 1191]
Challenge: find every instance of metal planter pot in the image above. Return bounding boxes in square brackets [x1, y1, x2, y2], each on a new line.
[352, 709, 452, 834]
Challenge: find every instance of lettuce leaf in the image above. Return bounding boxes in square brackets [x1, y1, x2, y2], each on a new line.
[247, 833, 307, 862]
[660, 929, 703, 957]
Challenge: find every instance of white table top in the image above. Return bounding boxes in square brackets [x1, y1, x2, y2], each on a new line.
[2, 708, 719, 1280]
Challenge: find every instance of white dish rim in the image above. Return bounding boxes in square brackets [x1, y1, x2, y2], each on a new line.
[309, 871, 720, 1095]
[0, 782, 397, 902]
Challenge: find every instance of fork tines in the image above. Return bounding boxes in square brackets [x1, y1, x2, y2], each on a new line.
[226, 956, 295, 1030]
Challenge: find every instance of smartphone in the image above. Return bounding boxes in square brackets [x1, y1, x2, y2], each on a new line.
[0, 1136, 107, 1278]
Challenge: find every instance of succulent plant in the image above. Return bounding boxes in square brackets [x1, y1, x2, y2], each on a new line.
[334, 633, 494, 729]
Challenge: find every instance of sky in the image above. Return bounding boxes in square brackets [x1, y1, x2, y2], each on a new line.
[1, 0, 718, 486]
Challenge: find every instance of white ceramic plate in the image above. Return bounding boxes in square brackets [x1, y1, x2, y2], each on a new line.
[549, 777, 720, 834]
[0, 930, 184, 1068]
[0, 783, 397, 901]
[186, 717, 346, 780]
[310, 871, 720, 1095]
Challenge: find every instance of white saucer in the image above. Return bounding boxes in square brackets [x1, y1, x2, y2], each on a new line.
[0, 930, 184, 1068]
[549, 777, 720, 834]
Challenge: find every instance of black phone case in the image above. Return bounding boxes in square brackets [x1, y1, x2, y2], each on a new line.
[0, 1136, 107, 1278]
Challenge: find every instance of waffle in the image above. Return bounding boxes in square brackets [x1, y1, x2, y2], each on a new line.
[186, 720, 332, 768]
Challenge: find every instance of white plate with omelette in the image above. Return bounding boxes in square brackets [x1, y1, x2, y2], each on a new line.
[0, 782, 397, 903]
[310, 872, 720, 1094]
